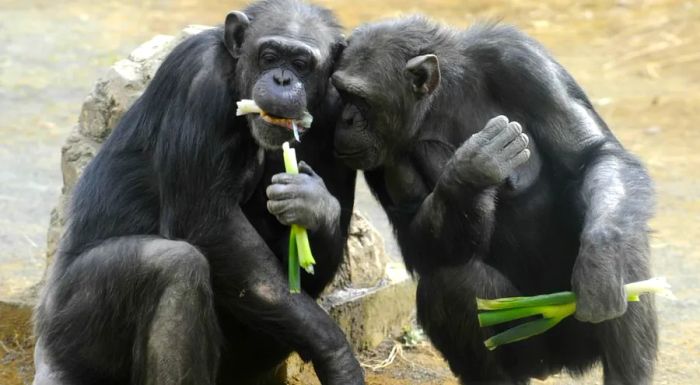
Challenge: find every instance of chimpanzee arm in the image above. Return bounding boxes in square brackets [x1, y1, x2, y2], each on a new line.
[481, 26, 655, 322]
[206, 206, 364, 384]
[391, 115, 529, 274]
[401, 142, 496, 268]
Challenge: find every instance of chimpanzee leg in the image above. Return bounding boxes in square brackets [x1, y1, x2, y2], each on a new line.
[417, 262, 545, 385]
[139, 239, 221, 385]
[34, 237, 220, 385]
[597, 300, 656, 385]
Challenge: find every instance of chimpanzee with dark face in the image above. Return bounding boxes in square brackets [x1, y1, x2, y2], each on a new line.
[332, 17, 656, 384]
[32, 1, 364, 385]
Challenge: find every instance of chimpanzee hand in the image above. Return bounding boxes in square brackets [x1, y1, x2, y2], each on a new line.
[266, 161, 341, 233]
[571, 226, 628, 323]
[449, 115, 530, 189]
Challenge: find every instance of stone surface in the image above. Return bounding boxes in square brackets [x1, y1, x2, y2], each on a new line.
[322, 264, 416, 350]
[325, 212, 391, 292]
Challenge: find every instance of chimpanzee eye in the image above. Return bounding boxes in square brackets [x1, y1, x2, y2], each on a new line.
[292, 59, 310, 74]
[260, 52, 279, 67]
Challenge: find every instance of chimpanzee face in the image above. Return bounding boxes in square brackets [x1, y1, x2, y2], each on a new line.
[331, 25, 441, 170]
[224, 9, 341, 149]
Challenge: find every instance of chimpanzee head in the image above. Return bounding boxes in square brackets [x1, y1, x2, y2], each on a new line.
[331, 18, 442, 170]
[224, 0, 344, 149]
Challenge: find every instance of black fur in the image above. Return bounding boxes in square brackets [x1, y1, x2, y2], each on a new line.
[333, 16, 656, 384]
[33, 2, 364, 385]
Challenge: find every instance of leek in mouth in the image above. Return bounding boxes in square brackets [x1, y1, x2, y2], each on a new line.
[236, 99, 312, 142]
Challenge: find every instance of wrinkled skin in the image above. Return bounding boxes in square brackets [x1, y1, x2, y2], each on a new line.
[333, 16, 656, 385]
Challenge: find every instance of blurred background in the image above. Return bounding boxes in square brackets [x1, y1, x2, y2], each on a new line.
[1, 0, 698, 384]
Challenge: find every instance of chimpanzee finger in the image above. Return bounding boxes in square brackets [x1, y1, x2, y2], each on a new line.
[277, 211, 299, 226]
[480, 115, 510, 139]
[266, 199, 289, 216]
[266, 184, 298, 201]
[271, 173, 296, 185]
[488, 121, 522, 150]
[508, 148, 531, 169]
[298, 161, 320, 178]
[502, 133, 529, 159]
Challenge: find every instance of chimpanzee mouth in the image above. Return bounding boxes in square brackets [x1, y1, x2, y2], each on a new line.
[236, 100, 313, 142]
[259, 111, 309, 133]
[333, 148, 366, 159]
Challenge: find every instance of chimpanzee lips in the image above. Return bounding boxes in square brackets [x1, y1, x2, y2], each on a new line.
[236, 99, 313, 139]
[260, 111, 308, 133]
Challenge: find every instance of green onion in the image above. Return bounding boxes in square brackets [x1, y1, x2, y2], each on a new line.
[478, 302, 575, 327]
[477, 277, 673, 350]
[288, 227, 300, 293]
[477, 291, 576, 311]
[283, 142, 316, 293]
[484, 315, 568, 351]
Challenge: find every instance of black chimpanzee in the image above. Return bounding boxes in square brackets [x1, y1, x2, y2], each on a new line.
[332, 16, 656, 384]
[33, 1, 364, 385]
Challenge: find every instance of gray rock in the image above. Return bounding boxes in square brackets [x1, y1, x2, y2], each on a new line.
[128, 34, 175, 63]
[326, 212, 391, 292]
[60, 126, 100, 191]
[78, 59, 145, 142]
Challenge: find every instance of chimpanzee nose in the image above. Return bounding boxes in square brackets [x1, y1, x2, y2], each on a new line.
[273, 70, 292, 86]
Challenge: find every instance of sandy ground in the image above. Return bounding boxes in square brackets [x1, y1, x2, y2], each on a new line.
[1, 0, 699, 384]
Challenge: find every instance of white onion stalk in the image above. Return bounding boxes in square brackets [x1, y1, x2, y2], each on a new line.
[236, 99, 263, 115]
[625, 277, 676, 301]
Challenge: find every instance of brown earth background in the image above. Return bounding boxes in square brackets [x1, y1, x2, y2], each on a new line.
[1, 0, 699, 384]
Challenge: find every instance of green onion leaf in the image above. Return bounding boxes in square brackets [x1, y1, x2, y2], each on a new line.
[478, 302, 575, 327]
[288, 229, 300, 293]
[283, 142, 316, 292]
[484, 316, 567, 351]
[477, 291, 576, 311]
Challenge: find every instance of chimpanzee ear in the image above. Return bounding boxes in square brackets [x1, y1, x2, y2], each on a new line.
[224, 11, 250, 58]
[405, 54, 441, 97]
[331, 35, 348, 65]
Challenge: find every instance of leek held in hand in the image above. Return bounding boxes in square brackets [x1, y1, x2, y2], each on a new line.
[282, 142, 316, 293]
[477, 277, 674, 350]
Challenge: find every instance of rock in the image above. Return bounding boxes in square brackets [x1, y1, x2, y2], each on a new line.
[325, 212, 391, 292]
[322, 265, 415, 350]
[176, 24, 214, 41]
[77, 60, 145, 141]
[128, 34, 174, 63]
[60, 126, 100, 190]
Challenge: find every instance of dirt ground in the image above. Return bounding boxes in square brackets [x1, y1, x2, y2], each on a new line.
[1, 0, 699, 384]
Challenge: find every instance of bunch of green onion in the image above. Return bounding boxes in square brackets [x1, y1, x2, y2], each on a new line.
[282, 142, 316, 293]
[477, 277, 674, 350]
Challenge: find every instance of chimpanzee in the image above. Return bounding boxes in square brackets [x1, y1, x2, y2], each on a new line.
[332, 16, 656, 384]
[32, 1, 364, 385]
